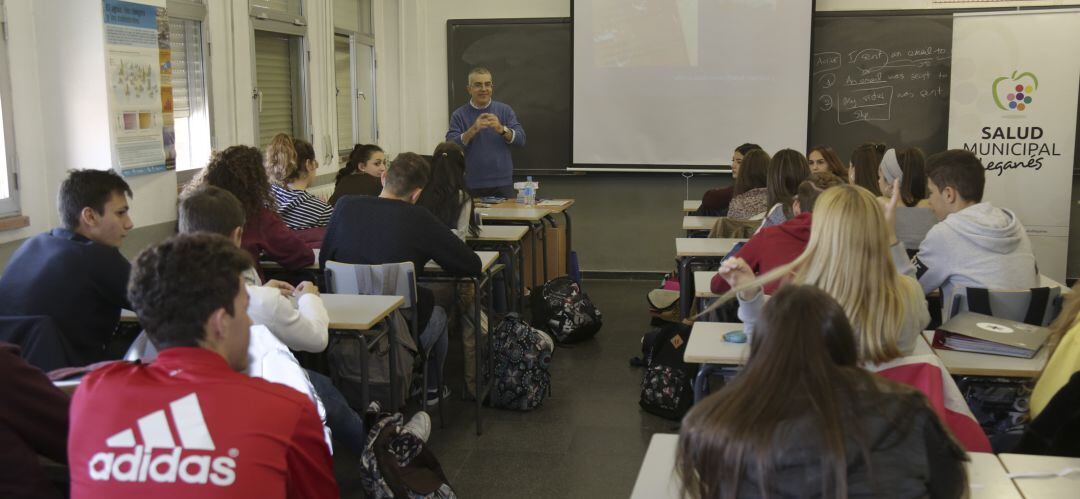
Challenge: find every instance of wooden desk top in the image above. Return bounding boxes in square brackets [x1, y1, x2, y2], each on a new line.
[682, 200, 701, 213]
[967, 453, 1023, 499]
[630, 434, 681, 499]
[479, 198, 575, 213]
[998, 453, 1080, 498]
[424, 251, 500, 274]
[920, 331, 1049, 378]
[682, 216, 720, 231]
[320, 294, 404, 330]
[694, 271, 719, 298]
[125, 293, 404, 331]
[475, 207, 548, 222]
[468, 225, 529, 242]
[675, 237, 745, 257]
[261, 248, 320, 271]
[687, 322, 935, 365]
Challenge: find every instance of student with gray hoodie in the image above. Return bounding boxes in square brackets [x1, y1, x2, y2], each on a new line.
[914, 149, 1038, 307]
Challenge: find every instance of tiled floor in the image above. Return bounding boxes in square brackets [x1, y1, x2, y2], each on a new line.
[334, 278, 677, 498]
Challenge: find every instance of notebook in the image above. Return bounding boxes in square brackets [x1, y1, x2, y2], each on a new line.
[932, 312, 1050, 359]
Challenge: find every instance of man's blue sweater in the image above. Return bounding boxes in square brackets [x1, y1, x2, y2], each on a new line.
[446, 100, 526, 189]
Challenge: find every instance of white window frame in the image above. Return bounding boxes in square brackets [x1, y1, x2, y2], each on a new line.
[250, 0, 310, 146]
[167, 0, 213, 173]
[0, 0, 20, 217]
[334, 0, 376, 156]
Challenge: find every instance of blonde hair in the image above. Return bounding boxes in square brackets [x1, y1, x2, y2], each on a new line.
[712, 184, 914, 363]
[264, 133, 298, 185]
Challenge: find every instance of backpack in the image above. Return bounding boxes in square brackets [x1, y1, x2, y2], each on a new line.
[530, 276, 603, 344]
[359, 403, 456, 498]
[490, 314, 554, 411]
[328, 309, 417, 411]
[639, 323, 699, 420]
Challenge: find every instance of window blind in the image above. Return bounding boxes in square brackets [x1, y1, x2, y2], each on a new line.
[255, 30, 297, 146]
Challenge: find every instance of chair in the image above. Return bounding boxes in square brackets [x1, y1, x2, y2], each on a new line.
[949, 286, 1062, 326]
[0, 316, 77, 372]
[324, 261, 445, 426]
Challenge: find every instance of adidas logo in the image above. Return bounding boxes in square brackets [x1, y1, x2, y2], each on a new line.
[88, 393, 238, 486]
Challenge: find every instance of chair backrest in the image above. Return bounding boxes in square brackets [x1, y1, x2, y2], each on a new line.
[949, 286, 1062, 326]
[324, 260, 418, 309]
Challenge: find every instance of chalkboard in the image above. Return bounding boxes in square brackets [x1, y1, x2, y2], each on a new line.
[447, 19, 571, 173]
[809, 14, 953, 159]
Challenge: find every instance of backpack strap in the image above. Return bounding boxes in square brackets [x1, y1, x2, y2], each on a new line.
[1024, 287, 1051, 326]
[966, 287, 992, 316]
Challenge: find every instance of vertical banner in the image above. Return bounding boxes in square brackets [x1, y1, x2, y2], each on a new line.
[948, 10, 1080, 282]
[102, 0, 174, 177]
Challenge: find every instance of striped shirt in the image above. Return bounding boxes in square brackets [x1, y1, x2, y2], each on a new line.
[270, 184, 334, 230]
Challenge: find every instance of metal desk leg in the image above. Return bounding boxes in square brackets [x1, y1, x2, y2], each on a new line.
[388, 313, 399, 410]
[538, 220, 549, 281]
[561, 210, 572, 275]
[513, 241, 524, 312]
[529, 225, 540, 290]
[471, 274, 487, 435]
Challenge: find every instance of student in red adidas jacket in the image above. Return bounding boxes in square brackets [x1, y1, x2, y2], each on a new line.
[68, 234, 336, 499]
[712, 172, 844, 296]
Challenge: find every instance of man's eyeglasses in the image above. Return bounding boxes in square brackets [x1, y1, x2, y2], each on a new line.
[470, 82, 494, 89]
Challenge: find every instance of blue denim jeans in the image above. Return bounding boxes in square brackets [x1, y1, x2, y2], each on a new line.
[419, 306, 449, 391]
[307, 368, 367, 456]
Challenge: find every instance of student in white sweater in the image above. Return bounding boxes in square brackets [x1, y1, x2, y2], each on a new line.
[914, 150, 1038, 307]
[713, 183, 929, 363]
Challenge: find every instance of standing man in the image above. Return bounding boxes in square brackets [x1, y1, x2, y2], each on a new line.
[446, 67, 526, 199]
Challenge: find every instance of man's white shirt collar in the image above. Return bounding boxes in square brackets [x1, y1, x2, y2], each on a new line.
[469, 99, 492, 110]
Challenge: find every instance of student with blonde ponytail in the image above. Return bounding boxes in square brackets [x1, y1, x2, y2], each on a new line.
[265, 133, 334, 231]
[714, 183, 929, 363]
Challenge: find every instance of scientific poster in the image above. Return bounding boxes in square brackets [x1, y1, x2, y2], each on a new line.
[103, 0, 174, 176]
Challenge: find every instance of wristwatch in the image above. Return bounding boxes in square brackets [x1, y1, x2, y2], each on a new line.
[501, 126, 510, 136]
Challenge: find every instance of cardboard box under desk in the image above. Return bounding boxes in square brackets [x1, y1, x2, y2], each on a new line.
[520, 224, 566, 288]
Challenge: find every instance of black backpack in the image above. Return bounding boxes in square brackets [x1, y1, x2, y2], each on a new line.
[530, 276, 603, 344]
[639, 323, 699, 420]
[490, 315, 554, 411]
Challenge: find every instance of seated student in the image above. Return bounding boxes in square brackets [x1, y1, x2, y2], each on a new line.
[757, 148, 811, 231]
[321, 153, 482, 404]
[1013, 283, 1080, 457]
[185, 145, 315, 275]
[0, 342, 70, 499]
[879, 147, 938, 250]
[67, 234, 336, 498]
[849, 141, 886, 196]
[264, 133, 333, 235]
[808, 145, 848, 179]
[714, 184, 929, 361]
[678, 284, 968, 498]
[711, 172, 844, 296]
[724, 148, 771, 220]
[329, 143, 386, 206]
[697, 143, 761, 216]
[0, 169, 133, 365]
[914, 149, 1038, 304]
[417, 141, 478, 240]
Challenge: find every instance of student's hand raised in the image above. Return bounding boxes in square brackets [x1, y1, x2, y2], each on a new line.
[294, 281, 320, 297]
[881, 178, 901, 246]
[264, 279, 295, 297]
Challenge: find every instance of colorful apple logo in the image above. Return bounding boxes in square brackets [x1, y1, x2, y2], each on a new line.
[993, 71, 1038, 111]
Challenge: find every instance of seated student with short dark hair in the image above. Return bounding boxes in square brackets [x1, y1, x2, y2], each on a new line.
[68, 234, 336, 498]
[185, 145, 315, 277]
[711, 171, 845, 296]
[321, 152, 482, 404]
[914, 149, 1038, 304]
[679, 284, 968, 497]
[0, 169, 133, 366]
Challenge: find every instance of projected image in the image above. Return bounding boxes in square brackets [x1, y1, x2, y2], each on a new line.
[592, 0, 698, 68]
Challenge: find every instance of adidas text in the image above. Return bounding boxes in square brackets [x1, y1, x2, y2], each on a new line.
[89, 446, 237, 486]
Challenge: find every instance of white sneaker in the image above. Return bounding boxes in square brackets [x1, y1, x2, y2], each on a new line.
[402, 411, 431, 442]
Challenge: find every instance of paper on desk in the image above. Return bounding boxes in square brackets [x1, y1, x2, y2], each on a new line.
[537, 200, 565, 207]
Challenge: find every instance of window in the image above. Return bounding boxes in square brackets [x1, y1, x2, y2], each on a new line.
[251, 1, 308, 147]
[169, 14, 212, 171]
[0, 1, 19, 217]
[333, 0, 376, 153]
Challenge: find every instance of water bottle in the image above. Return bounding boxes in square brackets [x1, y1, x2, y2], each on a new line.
[524, 176, 536, 206]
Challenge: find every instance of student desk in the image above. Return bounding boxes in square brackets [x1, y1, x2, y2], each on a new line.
[920, 331, 1050, 378]
[260, 248, 321, 271]
[477, 199, 576, 280]
[999, 453, 1080, 498]
[630, 434, 681, 499]
[682, 216, 719, 234]
[421, 250, 500, 435]
[967, 453, 1023, 499]
[475, 206, 550, 286]
[682, 200, 701, 213]
[674, 238, 745, 319]
[467, 225, 528, 312]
